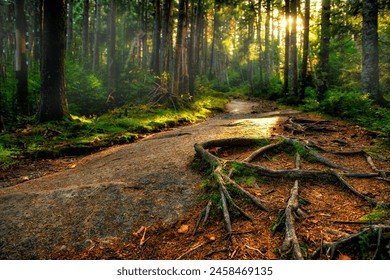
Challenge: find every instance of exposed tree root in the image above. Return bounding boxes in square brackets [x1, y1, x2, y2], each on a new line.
[312, 225, 390, 260]
[193, 136, 390, 258]
[281, 154, 306, 259]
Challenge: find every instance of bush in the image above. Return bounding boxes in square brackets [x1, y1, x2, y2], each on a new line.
[301, 87, 320, 112]
[320, 90, 373, 118]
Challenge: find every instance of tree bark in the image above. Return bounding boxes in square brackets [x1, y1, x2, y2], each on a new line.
[38, 0, 69, 122]
[160, 0, 174, 75]
[283, 0, 290, 95]
[290, 0, 299, 97]
[15, 0, 29, 116]
[362, 0, 382, 104]
[107, 0, 117, 106]
[299, 0, 310, 102]
[150, 0, 161, 76]
[317, 0, 331, 100]
[82, 0, 89, 67]
[173, 0, 189, 98]
[66, 0, 73, 54]
[92, 0, 101, 71]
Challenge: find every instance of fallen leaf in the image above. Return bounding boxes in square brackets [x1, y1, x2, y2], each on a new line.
[338, 254, 352, 260]
[178, 224, 189, 234]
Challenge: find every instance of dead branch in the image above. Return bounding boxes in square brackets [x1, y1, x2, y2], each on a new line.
[176, 241, 209, 260]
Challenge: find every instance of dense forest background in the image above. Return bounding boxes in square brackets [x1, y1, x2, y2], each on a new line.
[0, 0, 390, 167]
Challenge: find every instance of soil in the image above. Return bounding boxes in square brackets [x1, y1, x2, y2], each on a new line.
[0, 99, 389, 260]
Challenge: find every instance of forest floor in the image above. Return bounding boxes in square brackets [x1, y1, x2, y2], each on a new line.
[0, 99, 389, 260]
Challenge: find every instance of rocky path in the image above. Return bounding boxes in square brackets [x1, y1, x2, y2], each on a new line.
[0, 99, 297, 259]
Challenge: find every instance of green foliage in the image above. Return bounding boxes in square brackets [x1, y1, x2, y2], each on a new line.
[320, 90, 373, 119]
[301, 87, 320, 112]
[65, 60, 107, 115]
[319, 90, 390, 135]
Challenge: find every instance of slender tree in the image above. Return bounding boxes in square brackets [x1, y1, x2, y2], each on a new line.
[362, 0, 382, 104]
[317, 0, 331, 100]
[150, 0, 162, 76]
[173, 0, 189, 98]
[66, 0, 74, 54]
[81, 0, 89, 67]
[15, 0, 28, 115]
[38, 0, 69, 122]
[283, 0, 290, 95]
[290, 0, 298, 97]
[265, 0, 271, 86]
[107, 0, 117, 106]
[92, 0, 101, 71]
[299, 0, 310, 101]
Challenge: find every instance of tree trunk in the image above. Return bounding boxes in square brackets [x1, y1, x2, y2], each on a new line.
[38, 0, 69, 122]
[290, 0, 298, 97]
[160, 0, 174, 75]
[173, 0, 189, 98]
[107, 0, 117, 107]
[82, 0, 89, 67]
[299, 0, 310, 102]
[265, 0, 271, 86]
[362, 0, 382, 104]
[283, 0, 290, 95]
[150, 0, 162, 76]
[66, 0, 73, 54]
[257, 0, 263, 87]
[317, 0, 330, 100]
[92, 0, 100, 71]
[141, 0, 149, 70]
[15, 0, 29, 116]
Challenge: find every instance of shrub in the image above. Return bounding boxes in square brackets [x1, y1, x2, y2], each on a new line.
[320, 90, 373, 118]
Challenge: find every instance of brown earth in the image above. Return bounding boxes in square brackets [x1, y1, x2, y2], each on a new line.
[0, 99, 389, 260]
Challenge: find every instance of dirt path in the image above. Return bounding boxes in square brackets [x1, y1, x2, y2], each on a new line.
[1, 99, 388, 260]
[0, 99, 296, 259]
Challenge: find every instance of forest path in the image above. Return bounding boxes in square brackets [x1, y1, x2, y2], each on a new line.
[0, 99, 298, 259]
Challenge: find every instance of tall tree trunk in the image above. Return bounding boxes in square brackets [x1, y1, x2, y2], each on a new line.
[317, 0, 330, 100]
[299, 0, 310, 101]
[257, 0, 263, 87]
[247, 1, 255, 87]
[150, 0, 161, 76]
[82, 0, 89, 67]
[38, 0, 69, 122]
[15, 0, 29, 116]
[173, 0, 189, 98]
[283, 0, 290, 95]
[0, 7, 5, 130]
[160, 0, 174, 75]
[290, 0, 298, 97]
[265, 0, 271, 86]
[141, 0, 149, 69]
[92, 0, 101, 71]
[107, 0, 117, 107]
[362, 0, 382, 104]
[188, 0, 202, 94]
[66, 0, 73, 54]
